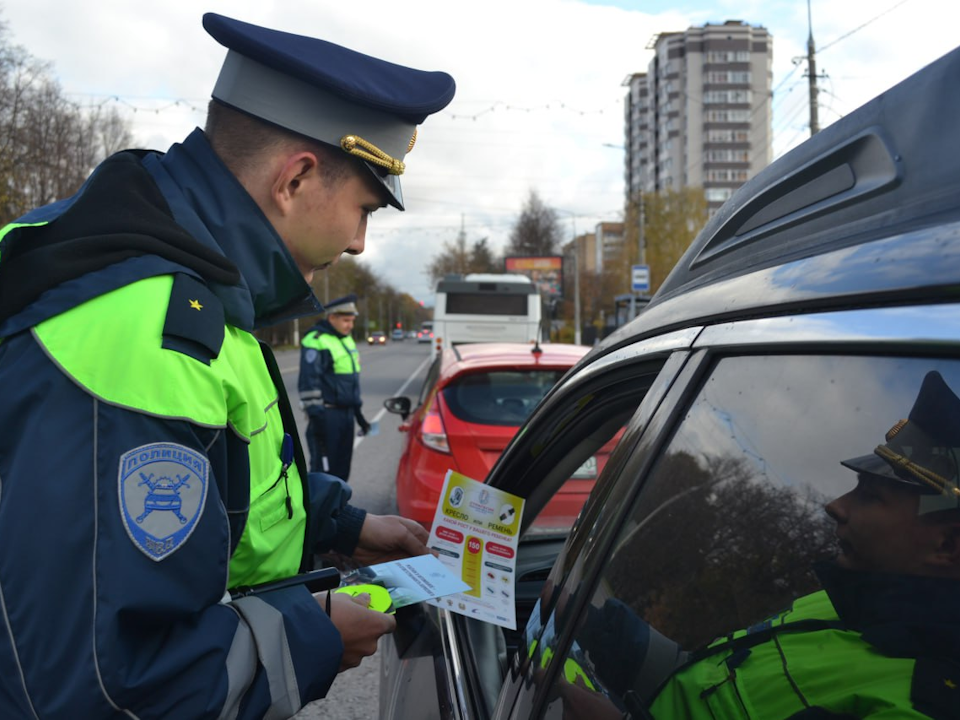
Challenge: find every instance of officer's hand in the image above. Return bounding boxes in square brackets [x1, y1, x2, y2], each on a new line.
[557, 675, 622, 720]
[350, 514, 431, 566]
[318, 591, 396, 672]
[357, 418, 372, 436]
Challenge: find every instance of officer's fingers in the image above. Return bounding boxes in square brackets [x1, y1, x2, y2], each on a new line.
[393, 517, 430, 556]
[348, 592, 372, 608]
[401, 517, 430, 545]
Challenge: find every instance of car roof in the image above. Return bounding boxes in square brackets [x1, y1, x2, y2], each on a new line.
[439, 342, 590, 376]
[587, 43, 960, 363]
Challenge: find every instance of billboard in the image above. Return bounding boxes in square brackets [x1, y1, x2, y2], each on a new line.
[504, 256, 563, 299]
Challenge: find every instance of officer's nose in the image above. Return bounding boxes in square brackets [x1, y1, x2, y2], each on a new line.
[344, 217, 367, 256]
[824, 493, 849, 524]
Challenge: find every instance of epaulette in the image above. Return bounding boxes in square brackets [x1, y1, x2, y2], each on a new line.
[162, 273, 225, 364]
[912, 656, 960, 720]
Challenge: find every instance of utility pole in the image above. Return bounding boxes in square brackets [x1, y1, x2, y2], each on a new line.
[637, 192, 645, 265]
[806, 0, 820, 136]
[572, 216, 581, 346]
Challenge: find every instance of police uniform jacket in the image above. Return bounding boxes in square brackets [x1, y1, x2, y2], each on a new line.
[649, 562, 960, 719]
[298, 319, 362, 412]
[0, 129, 367, 719]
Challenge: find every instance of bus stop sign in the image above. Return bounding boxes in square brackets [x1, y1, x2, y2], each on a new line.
[631, 265, 650, 292]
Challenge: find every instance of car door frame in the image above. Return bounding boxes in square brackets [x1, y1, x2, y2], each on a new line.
[500, 302, 960, 720]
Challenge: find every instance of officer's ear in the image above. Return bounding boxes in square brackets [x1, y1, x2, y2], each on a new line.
[271, 151, 320, 215]
[926, 521, 960, 573]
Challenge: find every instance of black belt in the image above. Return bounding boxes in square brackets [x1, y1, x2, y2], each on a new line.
[324, 403, 352, 410]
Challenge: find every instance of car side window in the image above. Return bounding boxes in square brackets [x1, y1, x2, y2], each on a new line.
[539, 355, 960, 719]
[417, 355, 442, 408]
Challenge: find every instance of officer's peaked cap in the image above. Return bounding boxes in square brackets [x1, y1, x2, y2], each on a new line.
[202, 13, 456, 211]
[841, 370, 960, 514]
[324, 294, 359, 315]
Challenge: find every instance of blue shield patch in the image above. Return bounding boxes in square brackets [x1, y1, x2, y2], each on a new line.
[118, 443, 209, 561]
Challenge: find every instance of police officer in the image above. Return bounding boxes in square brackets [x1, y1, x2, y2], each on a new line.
[645, 369, 960, 719]
[299, 294, 372, 480]
[0, 12, 454, 720]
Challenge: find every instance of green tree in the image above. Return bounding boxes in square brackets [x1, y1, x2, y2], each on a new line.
[625, 187, 708, 296]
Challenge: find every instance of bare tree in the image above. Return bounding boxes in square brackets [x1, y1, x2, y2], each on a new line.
[504, 189, 563, 258]
[0, 18, 134, 225]
[425, 229, 500, 287]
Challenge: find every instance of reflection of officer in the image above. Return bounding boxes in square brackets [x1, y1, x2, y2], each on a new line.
[299, 294, 371, 480]
[0, 12, 453, 719]
[648, 370, 960, 719]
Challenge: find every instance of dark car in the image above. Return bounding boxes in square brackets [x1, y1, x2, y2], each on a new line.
[367, 330, 387, 346]
[379, 45, 960, 720]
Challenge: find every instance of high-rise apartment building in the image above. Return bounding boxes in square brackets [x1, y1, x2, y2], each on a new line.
[623, 20, 773, 214]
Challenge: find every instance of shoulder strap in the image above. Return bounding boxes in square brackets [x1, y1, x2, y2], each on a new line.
[162, 273, 225, 364]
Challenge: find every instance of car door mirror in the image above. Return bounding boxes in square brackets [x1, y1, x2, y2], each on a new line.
[384, 396, 412, 421]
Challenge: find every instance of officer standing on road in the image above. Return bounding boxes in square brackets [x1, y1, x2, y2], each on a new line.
[0, 11, 454, 720]
[299, 293, 372, 480]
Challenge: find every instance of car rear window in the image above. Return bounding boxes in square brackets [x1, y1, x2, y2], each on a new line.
[442, 370, 568, 426]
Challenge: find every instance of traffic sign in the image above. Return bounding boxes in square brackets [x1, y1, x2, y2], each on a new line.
[631, 264, 650, 292]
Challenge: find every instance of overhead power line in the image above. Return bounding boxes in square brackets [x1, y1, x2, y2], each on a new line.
[819, 0, 912, 54]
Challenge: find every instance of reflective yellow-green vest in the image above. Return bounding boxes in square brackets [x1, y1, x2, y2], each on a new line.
[33, 274, 307, 588]
[650, 590, 925, 718]
[302, 329, 361, 407]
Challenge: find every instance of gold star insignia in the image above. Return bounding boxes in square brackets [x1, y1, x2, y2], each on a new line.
[945, 679, 957, 690]
[189, 299, 203, 311]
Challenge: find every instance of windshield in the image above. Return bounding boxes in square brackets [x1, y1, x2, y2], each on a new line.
[442, 369, 568, 426]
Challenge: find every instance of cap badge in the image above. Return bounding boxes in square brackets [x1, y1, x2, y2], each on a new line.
[885, 418, 908, 441]
[340, 134, 405, 175]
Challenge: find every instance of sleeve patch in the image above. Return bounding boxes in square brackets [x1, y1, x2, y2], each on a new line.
[118, 443, 209, 561]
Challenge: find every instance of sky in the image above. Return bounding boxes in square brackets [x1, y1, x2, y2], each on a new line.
[3, 0, 957, 304]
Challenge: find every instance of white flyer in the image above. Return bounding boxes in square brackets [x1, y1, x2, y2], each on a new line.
[426, 470, 525, 629]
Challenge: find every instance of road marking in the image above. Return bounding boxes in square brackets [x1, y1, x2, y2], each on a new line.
[354, 354, 433, 449]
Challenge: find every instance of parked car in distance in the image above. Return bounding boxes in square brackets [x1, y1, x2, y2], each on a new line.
[367, 330, 386, 346]
[391, 328, 405, 341]
[383, 342, 609, 532]
[406, 330, 418, 340]
[379, 44, 960, 720]
[416, 328, 434, 344]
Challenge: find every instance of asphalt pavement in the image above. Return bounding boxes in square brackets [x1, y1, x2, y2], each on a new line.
[273, 340, 434, 719]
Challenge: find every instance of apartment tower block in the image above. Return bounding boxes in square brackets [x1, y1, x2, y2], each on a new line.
[623, 20, 773, 214]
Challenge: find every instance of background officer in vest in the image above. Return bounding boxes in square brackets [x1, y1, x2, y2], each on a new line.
[0, 12, 454, 720]
[299, 293, 372, 480]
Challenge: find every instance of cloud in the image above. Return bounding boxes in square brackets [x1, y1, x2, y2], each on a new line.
[3, 0, 957, 302]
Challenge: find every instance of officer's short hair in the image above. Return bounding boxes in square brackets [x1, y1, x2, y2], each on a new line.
[205, 100, 357, 188]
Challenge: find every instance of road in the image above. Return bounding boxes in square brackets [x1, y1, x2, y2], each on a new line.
[273, 339, 434, 720]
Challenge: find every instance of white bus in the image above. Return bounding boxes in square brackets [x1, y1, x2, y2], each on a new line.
[432, 273, 542, 352]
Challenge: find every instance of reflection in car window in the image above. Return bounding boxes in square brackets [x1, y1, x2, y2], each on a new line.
[418, 356, 442, 407]
[541, 356, 960, 719]
[443, 370, 568, 426]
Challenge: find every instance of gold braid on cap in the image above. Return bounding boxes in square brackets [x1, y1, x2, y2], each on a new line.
[340, 135, 405, 175]
[874, 444, 960, 497]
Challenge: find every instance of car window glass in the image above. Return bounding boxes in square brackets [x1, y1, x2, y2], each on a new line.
[458, 361, 658, 719]
[443, 370, 569, 426]
[539, 355, 960, 719]
[418, 356, 442, 407]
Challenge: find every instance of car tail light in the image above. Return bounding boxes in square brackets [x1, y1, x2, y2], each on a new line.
[419, 398, 450, 453]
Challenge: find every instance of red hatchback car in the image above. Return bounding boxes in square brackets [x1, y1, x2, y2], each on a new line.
[384, 342, 619, 533]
